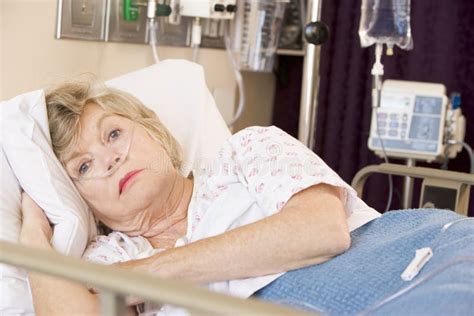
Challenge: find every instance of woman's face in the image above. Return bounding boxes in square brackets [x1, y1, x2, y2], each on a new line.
[63, 103, 177, 235]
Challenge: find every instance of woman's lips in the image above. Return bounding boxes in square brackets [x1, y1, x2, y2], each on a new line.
[119, 169, 144, 194]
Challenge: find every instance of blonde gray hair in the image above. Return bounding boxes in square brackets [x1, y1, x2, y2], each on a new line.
[45, 78, 182, 170]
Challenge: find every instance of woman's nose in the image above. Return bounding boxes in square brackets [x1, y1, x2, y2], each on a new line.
[107, 156, 121, 171]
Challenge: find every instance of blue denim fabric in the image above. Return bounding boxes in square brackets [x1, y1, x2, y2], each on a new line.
[253, 209, 474, 315]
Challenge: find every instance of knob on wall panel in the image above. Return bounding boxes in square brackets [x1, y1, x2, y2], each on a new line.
[56, 0, 107, 41]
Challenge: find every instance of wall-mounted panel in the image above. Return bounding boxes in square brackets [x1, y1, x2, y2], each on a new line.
[56, 0, 106, 41]
[107, 0, 148, 43]
[55, 0, 304, 53]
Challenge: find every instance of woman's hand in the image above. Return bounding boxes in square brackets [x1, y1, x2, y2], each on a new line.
[19, 192, 53, 250]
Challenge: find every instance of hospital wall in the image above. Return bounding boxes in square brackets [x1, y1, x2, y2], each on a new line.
[0, 0, 276, 131]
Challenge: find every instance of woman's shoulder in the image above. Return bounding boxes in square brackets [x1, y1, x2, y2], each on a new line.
[223, 125, 307, 162]
[226, 126, 296, 154]
[192, 125, 300, 179]
[230, 125, 288, 141]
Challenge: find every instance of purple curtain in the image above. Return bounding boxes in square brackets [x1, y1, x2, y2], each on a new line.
[272, 0, 474, 216]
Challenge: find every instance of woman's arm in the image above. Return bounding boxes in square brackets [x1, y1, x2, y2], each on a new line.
[29, 267, 102, 316]
[20, 193, 136, 316]
[119, 183, 350, 284]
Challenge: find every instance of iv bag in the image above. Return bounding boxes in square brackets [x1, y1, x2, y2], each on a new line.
[359, 0, 413, 50]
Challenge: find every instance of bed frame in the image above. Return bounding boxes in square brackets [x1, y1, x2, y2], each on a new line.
[352, 163, 474, 216]
[0, 240, 313, 315]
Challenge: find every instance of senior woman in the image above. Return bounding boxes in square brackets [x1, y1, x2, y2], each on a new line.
[19, 80, 474, 315]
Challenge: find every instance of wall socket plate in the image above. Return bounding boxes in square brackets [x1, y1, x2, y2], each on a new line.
[56, 0, 107, 41]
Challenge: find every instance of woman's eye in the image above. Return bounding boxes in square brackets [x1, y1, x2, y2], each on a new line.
[79, 162, 90, 175]
[109, 129, 120, 141]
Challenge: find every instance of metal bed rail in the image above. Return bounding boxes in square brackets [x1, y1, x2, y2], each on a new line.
[0, 241, 314, 316]
[351, 163, 474, 215]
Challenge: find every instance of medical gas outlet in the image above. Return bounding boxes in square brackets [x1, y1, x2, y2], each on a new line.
[123, 0, 172, 21]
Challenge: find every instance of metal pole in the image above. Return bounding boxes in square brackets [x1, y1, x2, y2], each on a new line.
[403, 158, 416, 208]
[101, 291, 126, 316]
[298, 0, 323, 148]
[0, 241, 312, 316]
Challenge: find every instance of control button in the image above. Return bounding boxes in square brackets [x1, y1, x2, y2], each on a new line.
[388, 130, 398, 137]
[401, 131, 406, 138]
[377, 113, 388, 119]
[390, 113, 399, 120]
[389, 122, 399, 129]
[214, 4, 225, 12]
[226, 4, 237, 12]
[401, 123, 408, 129]
[377, 129, 386, 136]
[402, 114, 408, 121]
[421, 124, 431, 138]
[376, 120, 387, 128]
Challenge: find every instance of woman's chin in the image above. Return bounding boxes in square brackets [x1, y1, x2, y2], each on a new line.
[120, 178, 158, 207]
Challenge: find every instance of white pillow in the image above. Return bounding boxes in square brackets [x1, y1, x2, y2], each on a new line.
[2, 89, 97, 257]
[0, 149, 34, 315]
[0, 59, 231, 314]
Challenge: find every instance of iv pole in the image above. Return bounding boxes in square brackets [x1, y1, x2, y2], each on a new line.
[298, 0, 328, 149]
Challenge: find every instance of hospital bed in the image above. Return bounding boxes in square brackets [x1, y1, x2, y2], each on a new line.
[1, 170, 472, 315]
[1, 60, 472, 315]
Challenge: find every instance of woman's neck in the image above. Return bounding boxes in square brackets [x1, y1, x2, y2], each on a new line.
[145, 176, 194, 249]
